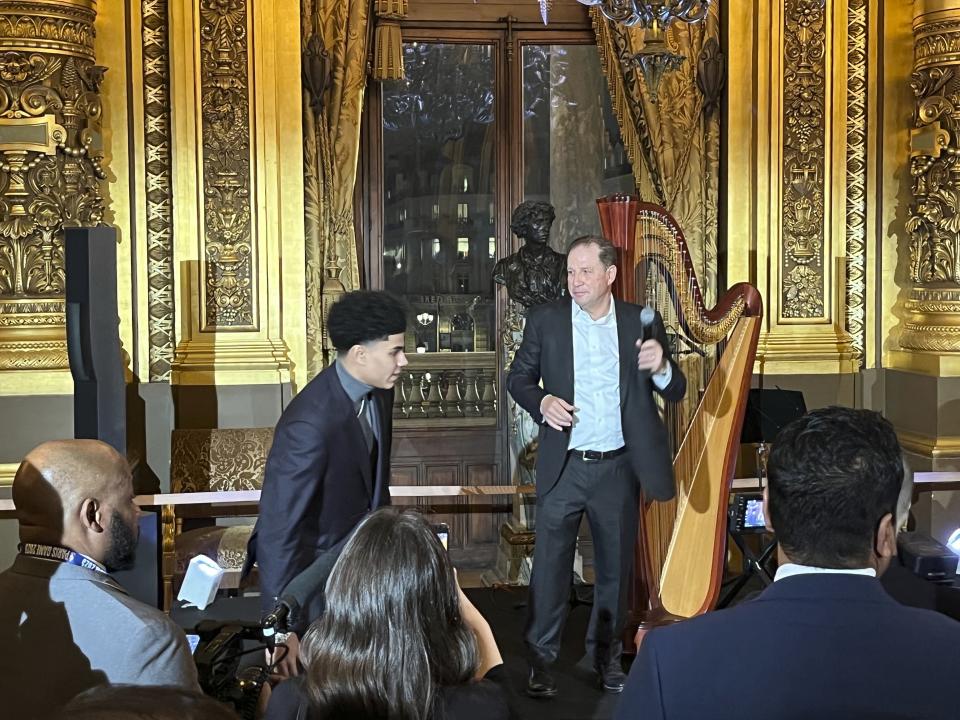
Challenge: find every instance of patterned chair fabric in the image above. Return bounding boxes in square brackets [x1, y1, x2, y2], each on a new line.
[170, 427, 274, 493]
[166, 428, 273, 600]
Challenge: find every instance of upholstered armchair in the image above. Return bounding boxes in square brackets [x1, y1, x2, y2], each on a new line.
[162, 428, 274, 609]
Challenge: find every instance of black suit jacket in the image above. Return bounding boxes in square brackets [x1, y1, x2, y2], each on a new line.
[245, 364, 393, 622]
[507, 298, 686, 501]
[616, 574, 960, 720]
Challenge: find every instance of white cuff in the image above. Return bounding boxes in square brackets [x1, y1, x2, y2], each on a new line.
[651, 362, 672, 390]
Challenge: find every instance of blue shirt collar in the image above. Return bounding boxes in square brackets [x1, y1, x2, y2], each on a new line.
[335, 359, 374, 405]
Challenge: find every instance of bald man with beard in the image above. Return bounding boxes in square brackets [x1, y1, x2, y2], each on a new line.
[0, 440, 199, 718]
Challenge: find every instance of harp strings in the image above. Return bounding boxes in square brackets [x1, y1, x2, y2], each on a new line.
[637, 211, 726, 576]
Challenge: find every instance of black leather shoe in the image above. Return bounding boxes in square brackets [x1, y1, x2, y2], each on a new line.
[596, 662, 626, 693]
[526, 666, 558, 698]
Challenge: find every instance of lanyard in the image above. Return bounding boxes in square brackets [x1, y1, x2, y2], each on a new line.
[19, 542, 108, 575]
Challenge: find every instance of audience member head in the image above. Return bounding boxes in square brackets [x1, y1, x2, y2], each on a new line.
[13, 439, 139, 572]
[55, 685, 238, 720]
[301, 508, 477, 720]
[765, 406, 903, 571]
[566, 235, 617, 317]
[328, 290, 409, 390]
[510, 201, 555, 245]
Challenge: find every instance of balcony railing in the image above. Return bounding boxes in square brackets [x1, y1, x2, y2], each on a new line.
[393, 351, 497, 426]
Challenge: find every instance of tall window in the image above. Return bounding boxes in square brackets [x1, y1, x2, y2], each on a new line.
[381, 42, 496, 353]
[522, 43, 634, 251]
[371, 32, 633, 355]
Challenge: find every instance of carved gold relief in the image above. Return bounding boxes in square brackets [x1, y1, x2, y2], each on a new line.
[845, 0, 867, 365]
[0, 0, 104, 373]
[781, 0, 826, 319]
[199, 0, 255, 329]
[142, 0, 175, 380]
[902, 8, 960, 352]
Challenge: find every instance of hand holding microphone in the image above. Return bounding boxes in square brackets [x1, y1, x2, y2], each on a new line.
[636, 306, 667, 374]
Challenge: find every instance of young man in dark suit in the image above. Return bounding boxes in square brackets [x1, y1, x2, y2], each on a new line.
[508, 235, 686, 697]
[245, 290, 408, 675]
[616, 407, 960, 720]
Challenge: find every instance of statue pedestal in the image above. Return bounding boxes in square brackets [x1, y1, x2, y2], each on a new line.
[484, 301, 539, 585]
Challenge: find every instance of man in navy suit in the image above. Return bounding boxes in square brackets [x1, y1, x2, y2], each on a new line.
[616, 407, 960, 720]
[508, 236, 686, 697]
[245, 290, 408, 675]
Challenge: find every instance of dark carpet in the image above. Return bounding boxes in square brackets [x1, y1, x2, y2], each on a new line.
[467, 584, 626, 720]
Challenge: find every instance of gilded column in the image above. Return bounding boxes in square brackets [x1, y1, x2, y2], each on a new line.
[0, 0, 105, 382]
[168, 0, 304, 386]
[899, 1, 960, 371]
[727, 0, 858, 375]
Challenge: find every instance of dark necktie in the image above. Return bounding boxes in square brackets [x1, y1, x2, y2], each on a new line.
[357, 394, 375, 451]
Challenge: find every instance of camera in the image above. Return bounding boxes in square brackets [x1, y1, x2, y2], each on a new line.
[729, 493, 768, 534]
[191, 619, 271, 720]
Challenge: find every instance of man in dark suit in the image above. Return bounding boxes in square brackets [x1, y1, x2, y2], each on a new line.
[245, 290, 408, 675]
[508, 235, 686, 697]
[616, 407, 960, 720]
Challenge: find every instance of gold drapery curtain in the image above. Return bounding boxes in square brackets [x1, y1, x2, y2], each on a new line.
[591, 7, 720, 307]
[302, 0, 371, 378]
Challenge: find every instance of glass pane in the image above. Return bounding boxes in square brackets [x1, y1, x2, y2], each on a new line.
[382, 42, 496, 353]
[522, 44, 634, 252]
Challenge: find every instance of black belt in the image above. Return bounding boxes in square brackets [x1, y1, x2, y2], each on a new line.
[568, 446, 627, 462]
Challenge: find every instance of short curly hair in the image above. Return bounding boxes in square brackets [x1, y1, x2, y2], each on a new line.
[510, 200, 555, 238]
[327, 290, 408, 352]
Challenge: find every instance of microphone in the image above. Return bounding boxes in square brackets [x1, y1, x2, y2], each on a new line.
[639, 306, 656, 344]
[261, 600, 293, 636]
[261, 534, 352, 635]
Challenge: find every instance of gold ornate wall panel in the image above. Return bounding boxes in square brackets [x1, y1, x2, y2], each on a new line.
[844, 0, 867, 366]
[142, 0, 176, 381]
[168, 0, 305, 386]
[198, 0, 255, 330]
[726, 0, 858, 374]
[0, 0, 105, 377]
[901, 2, 960, 358]
[781, 0, 827, 320]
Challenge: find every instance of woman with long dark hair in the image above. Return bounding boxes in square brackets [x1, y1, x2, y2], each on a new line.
[264, 508, 511, 720]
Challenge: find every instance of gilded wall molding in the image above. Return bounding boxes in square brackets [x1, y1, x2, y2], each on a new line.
[781, 0, 827, 320]
[142, 0, 176, 381]
[902, 6, 960, 353]
[0, 0, 105, 374]
[845, 0, 867, 366]
[198, 0, 255, 329]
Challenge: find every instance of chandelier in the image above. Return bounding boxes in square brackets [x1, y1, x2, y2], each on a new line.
[576, 0, 711, 103]
[576, 0, 710, 30]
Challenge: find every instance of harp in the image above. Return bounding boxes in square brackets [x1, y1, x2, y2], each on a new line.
[596, 194, 762, 635]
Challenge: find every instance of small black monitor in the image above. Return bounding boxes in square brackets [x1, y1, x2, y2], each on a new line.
[740, 389, 807, 445]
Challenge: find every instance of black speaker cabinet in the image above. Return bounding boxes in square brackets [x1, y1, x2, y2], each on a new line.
[65, 226, 125, 455]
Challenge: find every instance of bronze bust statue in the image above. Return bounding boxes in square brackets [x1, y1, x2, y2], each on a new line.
[493, 201, 566, 308]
